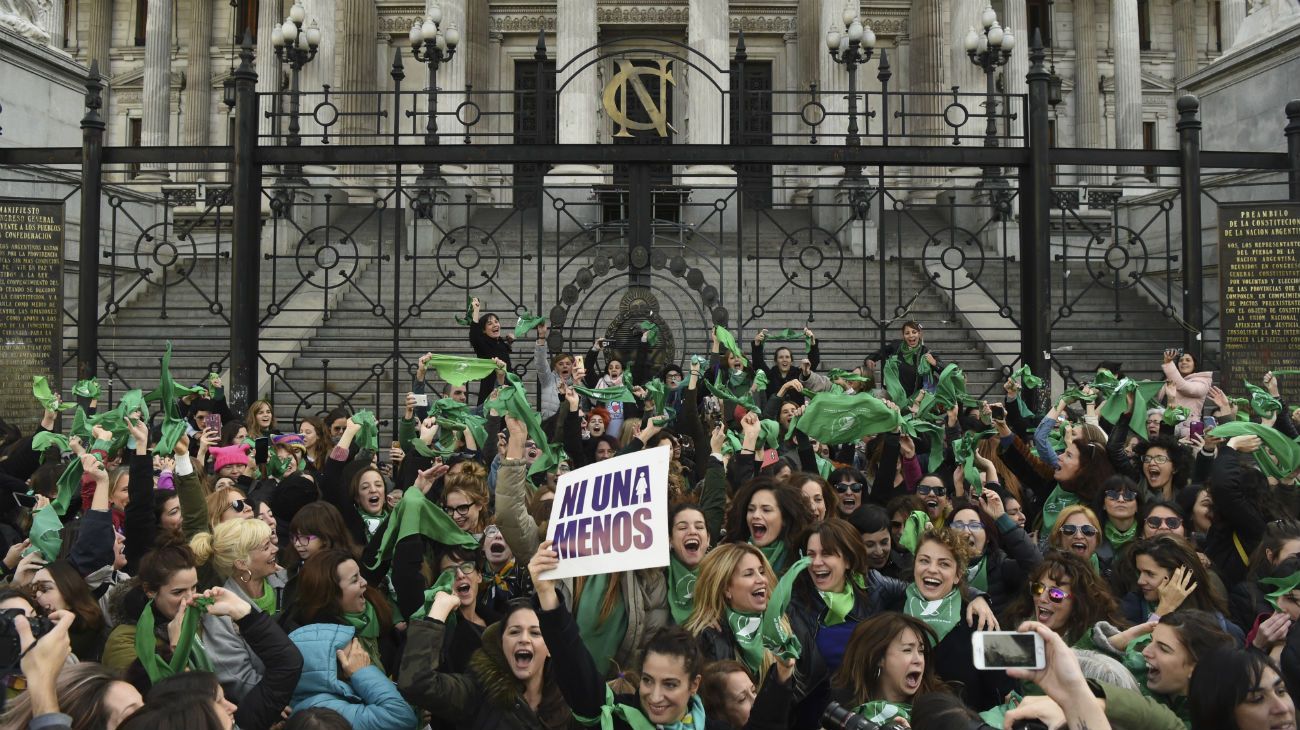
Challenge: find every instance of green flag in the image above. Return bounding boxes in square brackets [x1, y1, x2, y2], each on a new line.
[513, 311, 546, 339]
[788, 391, 903, 445]
[1209, 421, 1300, 481]
[426, 354, 502, 387]
[32, 376, 74, 413]
[714, 326, 748, 367]
[143, 343, 208, 456]
[350, 410, 380, 452]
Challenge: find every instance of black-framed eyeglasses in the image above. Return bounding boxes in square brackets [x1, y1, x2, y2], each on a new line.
[451, 561, 477, 576]
[1105, 488, 1137, 502]
[1059, 524, 1098, 538]
[834, 482, 864, 494]
[917, 485, 947, 497]
[226, 499, 247, 514]
[1146, 516, 1182, 530]
[1032, 582, 1071, 603]
[1140, 454, 1171, 465]
[443, 503, 473, 517]
[291, 533, 318, 545]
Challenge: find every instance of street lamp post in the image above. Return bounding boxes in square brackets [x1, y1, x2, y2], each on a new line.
[271, 0, 320, 184]
[409, 7, 459, 218]
[964, 6, 1014, 189]
[827, 8, 877, 218]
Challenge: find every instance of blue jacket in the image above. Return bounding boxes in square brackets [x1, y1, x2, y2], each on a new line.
[288, 623, 418, 730]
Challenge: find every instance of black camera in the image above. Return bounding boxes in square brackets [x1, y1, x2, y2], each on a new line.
[0, 608, 52, 673]
[821, 702, 906, 730]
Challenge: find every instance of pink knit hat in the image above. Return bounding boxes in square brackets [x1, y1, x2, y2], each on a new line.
[211, 443, 251, 474]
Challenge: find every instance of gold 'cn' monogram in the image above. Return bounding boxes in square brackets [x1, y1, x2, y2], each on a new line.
[603, 59, 677, 138]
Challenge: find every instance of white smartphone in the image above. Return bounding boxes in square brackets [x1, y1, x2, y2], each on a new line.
[412, 393, 429, 407]
[972, 631, 1045, 671]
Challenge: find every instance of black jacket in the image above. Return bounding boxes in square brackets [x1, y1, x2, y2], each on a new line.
[930, 605, 1017, 711]
[470, 319, 513, 406]
[697, 614, 824, 729]
[974, 517, 1043, 615]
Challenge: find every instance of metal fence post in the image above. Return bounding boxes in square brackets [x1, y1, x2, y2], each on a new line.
[1020, 31, 1052, 384]
[1287, 99, 1300, 201]
[1176, 94, 1203, 363]
[76, 62, 106, 383]
[230, 32, 261, 413]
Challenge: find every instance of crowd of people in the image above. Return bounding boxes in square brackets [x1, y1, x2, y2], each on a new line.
[0, 298, 1298, 730]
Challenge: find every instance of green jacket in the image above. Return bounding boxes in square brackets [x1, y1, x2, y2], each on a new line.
[1097, 681, 1189, 730]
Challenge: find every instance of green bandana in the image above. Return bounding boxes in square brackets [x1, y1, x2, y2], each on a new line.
[755, 539, 789, 575]
[966, 556, 989, 593]
[344, 600, 384, 671]
[1097, 378, 1165, 441]
[72, 377, 102, 401]
[765, 327, 813, 351]
[1260, 571, 1300, 610]
[410, 568, 456, 622]
[454, 295, 474, 326]
[1233, 380, 1283, 417]
[904, 584, 962, 643]
[642, 379, 675, 425]
[573, 384, 637, 403]
[142, 343, 209, 456]
[1009, 365, 1043, 419]
[786, 391, 903, 445]
[134, 598, 215, 682]
[667, 555, 699, 625]
[819, 573, 865, 626]
[855, 701, 910, 727]
[428, 398, 489, 451]
[1047, 420, 1069, 454]
[513, 311, 546, 338]
[1210, 421, 1300, 480]
[267, 452, 305, 479]
[426, 354, 501, 387]
[928, 363, 976, 412]
[703, 372, 758, 415]
[1163, 406, 1191, 426]
[639, 321, 660, 347]
[31, 432, 69, 463]
[898, 511, 931, 554]
[714, 326, 749, 367]
[725, 556, 811, 676]
[574, 685, 705, 730]
[883, 343, 933, 405]
[348, 410, 380, 452]
[1104, 521, 1138, 551]
[25, 504, 63, 561]
[368, 487, 479, 570]
[1041, 485, 1079, 534]
[575, 572, 628, 678]
[485, 373, 567, 476]
[752, 369, 769, 395]
[827, 369, 871, 385]
[901, 415, 947, 473]
[952, 429, 996, 494]
[249, 579, 278, 615]
[978, 691, 1025, 728]
[32, 376, 74, 413]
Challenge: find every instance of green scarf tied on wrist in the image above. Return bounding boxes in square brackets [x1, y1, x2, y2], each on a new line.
[785, 391, 904, 445]
[855, 702, 910, 727]
[32, 376, 75, 413]
[667, 554, 699, 625]
[135, 597, 216, 682]
[485, 373, 567, 476]
[897, 511, 931, 554]
[349, 410, 380, 452]
[726, 556, 810, 676]
[426, 354, 501, 387]
[1232, 380, 1283, 417]
[454, 294, 474, 326]
[513, 311, 546, 339]
[1209, 421, 1300, 481]
[714, 326, 749, 367]
[903, 583, 962, 643]
[143, 343, 209, 456]
[1104, 521, 1138, 551]
[25, 504, 63, 561]
[410, 567, 457, 622]
[72, 377, 102, 401]
[1260, 570, 1300, 610]
[639, 321, 660, 347]
[1162, 406, 1191, 426]
[1009, 365, 1043, 418]
[952, 429, 996, 495]
[1097, 378, 1166, 441]
[573, 384, 637, 403]
[765, 327, 813, 351]
[575, 572, 628, 678]
[819, 573, 865, 626]
[368, 487, 479, 570]
[344, 600, 385, 670]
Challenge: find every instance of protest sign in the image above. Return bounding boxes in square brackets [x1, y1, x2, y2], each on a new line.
[540, 446, 670, 581]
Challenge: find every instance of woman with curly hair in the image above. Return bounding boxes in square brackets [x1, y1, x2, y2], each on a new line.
[723, 478, 813, 575]
[1003, 550, 1127, 650]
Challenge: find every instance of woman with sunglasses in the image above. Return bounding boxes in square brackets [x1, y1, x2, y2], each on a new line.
[828, 467, 869, 517]
[946, 492, 1042, 615]
[1123, 535, 1243, 641]
[1140, 500, 1190, 540]
[1004, 550, 1128, 650]
[1048, 504, 1104, 573]
[1095, 475, 1145, 568]
[206, 487, 254, 532]
[914, 474, 952, 526]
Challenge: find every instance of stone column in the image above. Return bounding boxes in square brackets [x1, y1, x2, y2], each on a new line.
[818, 0, 859, 145]
[908, 0, 950, 195]
[687, 0, 731, 161]
[85, 1, 112, 87]
[181, 0, 213, 182]
[1172, 0, 1197, 81]
[336, 0, 376, 198]
[1222, 0, 1246, 51]
[296, 0, 334, 145]
[1111, 0, 1144, 182]
[139, 0, 174, 181]
[485, 30, 505, 197]
[951, 0, 987, 97]
[1003, 0, 1029, 141]
[783, 30, 808, 203]
[257, 0, 284, 137]
[47, 0, 64, 49]
[552, 0, 600, 170]
[1074, 0, 1103, 182]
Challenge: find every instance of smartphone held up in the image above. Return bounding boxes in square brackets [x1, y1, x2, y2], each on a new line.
[971, 631, 1045, 671]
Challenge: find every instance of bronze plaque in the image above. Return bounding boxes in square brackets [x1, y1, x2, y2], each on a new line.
[0, 198, 65, 433]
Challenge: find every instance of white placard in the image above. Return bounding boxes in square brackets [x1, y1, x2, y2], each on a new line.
[540, 446, 670, 581]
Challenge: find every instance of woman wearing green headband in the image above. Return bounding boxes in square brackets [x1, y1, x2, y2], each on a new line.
[530, 540, 796, 730]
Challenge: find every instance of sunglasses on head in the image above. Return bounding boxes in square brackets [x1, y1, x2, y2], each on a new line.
[226, 499, 247, 514]
[834, 482, 864, 494]
[1032, 581, 1071, 603]
[1059, 524, 1098, 537]
[1146, 515, 1182, 530]
[917, 484, 947, 497]
[1105, 488, 1137, 502]
[443, 503, 473, 517]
